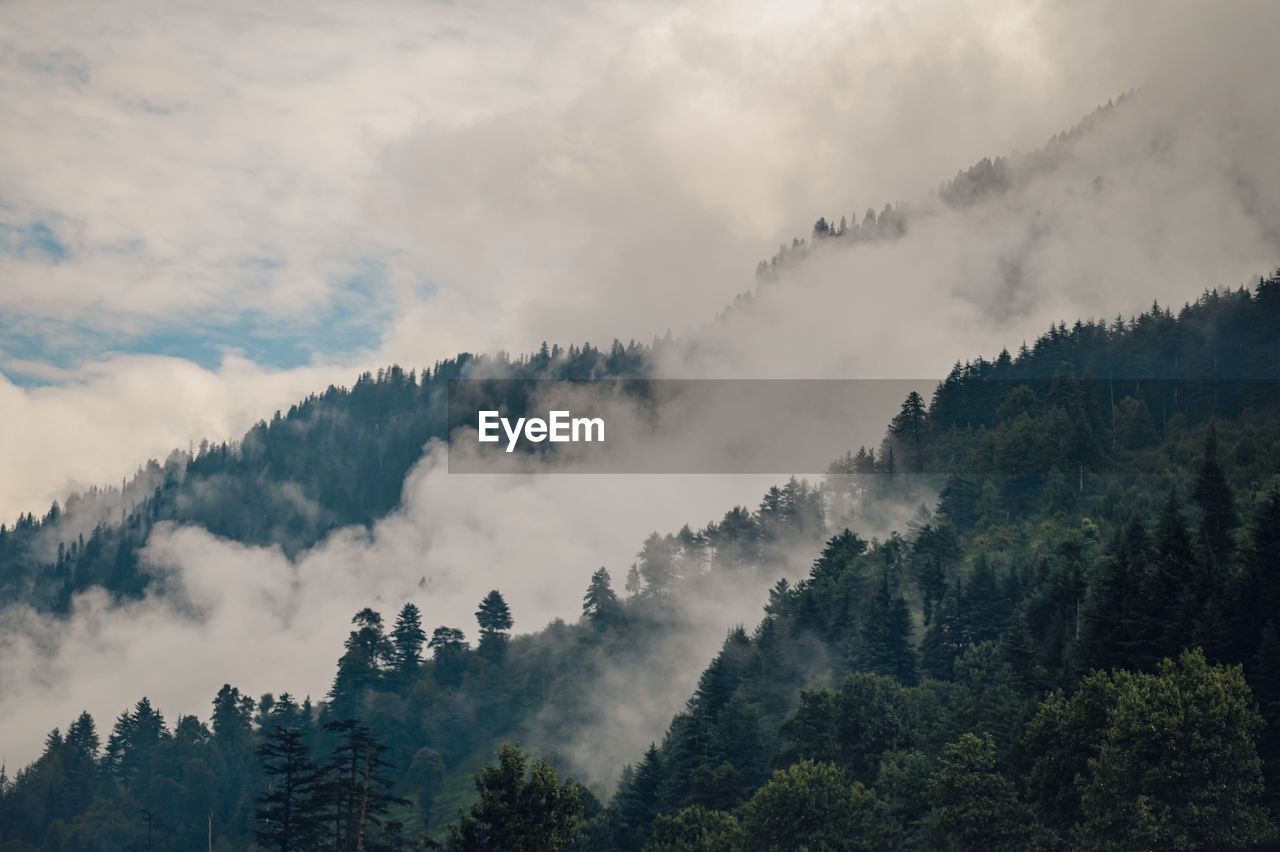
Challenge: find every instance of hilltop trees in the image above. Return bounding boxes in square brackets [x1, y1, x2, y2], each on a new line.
[330, 609, 394, 716]
[887, 391, 928, 473]
[429, 626, 470, 686]
[390, 602, 427, 679]
[583, 567, 621, 627]
[476, 590, 513, 658]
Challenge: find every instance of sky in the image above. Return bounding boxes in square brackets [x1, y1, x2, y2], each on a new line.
[4, 0, 1257, 522]
[2, 0, 1280, 770]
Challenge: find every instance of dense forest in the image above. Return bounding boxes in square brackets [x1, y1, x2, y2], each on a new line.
[3, 271, 1280, 849]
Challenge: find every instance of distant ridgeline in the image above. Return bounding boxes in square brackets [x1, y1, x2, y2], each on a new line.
[4, 275, 1280, 615]
[4, 273, 1280, 849]
[0, 339, 651, 614]
[748, 96, 1130, 289]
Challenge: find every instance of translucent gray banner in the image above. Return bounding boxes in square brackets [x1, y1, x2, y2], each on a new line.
[446, 377, 1279, 474]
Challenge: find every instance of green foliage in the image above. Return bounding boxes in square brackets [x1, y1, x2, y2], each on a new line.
[476, 590, 513, 639]
[1027, 650, 1276, 849]
[1077, 650, 1274, 849]
[9, 276, 1280, 848]
[391, 603, 428, 677]
[254, 726, 323, 851]
[642, 805, 745, 852]
[778, 673, 913, 785]
[433, 743, 580, 852]
[1194, 421, 1239, 564]
[875, 750, 936, 849]
[741, 760, 892, 852]
[330, 609, 395, 717]
[927, 733, 1040, 851]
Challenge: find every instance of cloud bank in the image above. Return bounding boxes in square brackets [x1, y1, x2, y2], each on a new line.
[3, 0, 1280, 776]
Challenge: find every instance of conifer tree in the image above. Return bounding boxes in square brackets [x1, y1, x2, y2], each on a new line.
[1194, 421, 1238, 564]
[254, 726, 322, 852]
[583, 567, 621, 627]
[391, 602, 428, 677]
[330, 609, 393, 716]
[476, 590, 513, 650]
[428, 626, 469, 686]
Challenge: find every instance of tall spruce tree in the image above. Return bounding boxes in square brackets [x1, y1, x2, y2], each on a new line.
[1194, 421, 1238, 565]
[391, 602, 428, 678]
[254, 726, 322, 852]
[476, 590, 513, 658]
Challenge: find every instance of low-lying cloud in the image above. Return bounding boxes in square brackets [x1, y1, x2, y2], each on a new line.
[3, 0, 1280, 785]
[0, 445, 787, 769]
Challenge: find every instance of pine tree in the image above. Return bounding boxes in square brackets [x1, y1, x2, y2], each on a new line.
[888, 391, 928, 473]
[638, 533, 676, 597]
[858, 568, 917, 685]
[618, 743, 664, 842]
[329, 609, 393, 715]
[254, 726, 323, 852]
[625, 564, 642, 599]
[582, 567, 621, 627]
[1193, 421, 1238, 564]
[211, 684, 254, 751]
[1229, 487, 1280, 661]
[1146, 491, 1195, 659]
[316, 719, 407, 850]
[476, 590, 513, 658]
[63, 711, 99, 815]
[429, 626, 469, 686]
[391, 602, 427, 677]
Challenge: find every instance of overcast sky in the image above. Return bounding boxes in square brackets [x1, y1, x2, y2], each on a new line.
[8, 0, 1277, 520]
[2, 0, 1279, 770]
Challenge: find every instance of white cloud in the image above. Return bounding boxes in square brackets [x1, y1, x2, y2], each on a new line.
[6, 0, 1279, 517]
[0, 355, 348, 522]
[0, 445, 780, 770]
[3, 0, 1280, 784]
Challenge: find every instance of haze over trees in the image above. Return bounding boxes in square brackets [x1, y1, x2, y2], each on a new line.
[4, 272, 1280, 848]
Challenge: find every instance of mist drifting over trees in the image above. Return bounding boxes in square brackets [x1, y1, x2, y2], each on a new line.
[5, 0, 1280, 849]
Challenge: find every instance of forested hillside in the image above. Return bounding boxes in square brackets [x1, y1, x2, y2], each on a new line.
[3, 274, 1280, 849]
[576, 275, 1280, 850]
[0, 341, 651, 614]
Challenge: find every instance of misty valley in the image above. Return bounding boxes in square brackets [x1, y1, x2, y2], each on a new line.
[4, 14, 1280, 851]
[5, 273, 1280, 849]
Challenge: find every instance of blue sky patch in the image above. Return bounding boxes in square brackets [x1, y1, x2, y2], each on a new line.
[0, 246, 435, 388]
[0, 220, 70, 263]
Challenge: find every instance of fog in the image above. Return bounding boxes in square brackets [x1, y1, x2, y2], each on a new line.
[3, 0, 1280, 778]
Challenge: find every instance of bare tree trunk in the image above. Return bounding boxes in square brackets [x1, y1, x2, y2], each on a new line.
[356, 731, 372, 852]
